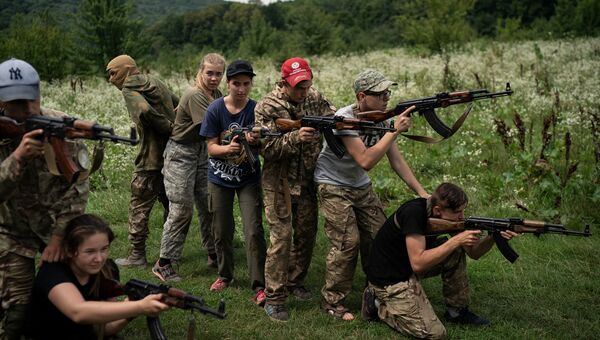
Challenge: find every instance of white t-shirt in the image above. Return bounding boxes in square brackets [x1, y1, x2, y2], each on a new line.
[314, 104, 391, 188]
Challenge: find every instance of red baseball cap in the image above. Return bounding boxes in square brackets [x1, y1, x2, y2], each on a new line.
[281, 57, 312, 87]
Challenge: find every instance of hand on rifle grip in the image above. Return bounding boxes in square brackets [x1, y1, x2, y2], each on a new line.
[394, 105, 416, 133]
[246, 131, 258, 145]
[452, 229, 482, 247]
[13, 129, 44, 162]
[140, 293, 170, 317]
[227, 135, 242, 155]
[298, 127, 318, 142]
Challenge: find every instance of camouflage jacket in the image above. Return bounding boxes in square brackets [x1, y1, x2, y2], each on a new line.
[122, 74, 177, 172]
[254, 83, 336, 195]
[171, 87, 222, 144]
[0, 108, 89, 258]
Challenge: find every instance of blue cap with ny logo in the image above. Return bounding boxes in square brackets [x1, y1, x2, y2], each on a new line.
[0, 58, 40, 102]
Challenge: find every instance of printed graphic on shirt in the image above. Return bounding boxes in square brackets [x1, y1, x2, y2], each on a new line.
[362, 120, 393, 148]
[210, 122, 254, 182]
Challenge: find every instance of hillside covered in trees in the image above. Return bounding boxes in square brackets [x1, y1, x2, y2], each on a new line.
[1, 0, 598, 80]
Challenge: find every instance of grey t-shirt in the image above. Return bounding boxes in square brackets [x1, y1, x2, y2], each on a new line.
[314, 104, 390, 188]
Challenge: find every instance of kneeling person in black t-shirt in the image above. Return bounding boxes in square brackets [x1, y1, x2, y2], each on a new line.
[362, 183, 518, 339]
[26, 214, 170, 340]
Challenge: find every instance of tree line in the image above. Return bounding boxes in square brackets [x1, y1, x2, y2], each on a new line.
[1, 0, 598, 80]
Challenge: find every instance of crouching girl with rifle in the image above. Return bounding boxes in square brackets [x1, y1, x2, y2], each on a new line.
[26, 214, 170, 340]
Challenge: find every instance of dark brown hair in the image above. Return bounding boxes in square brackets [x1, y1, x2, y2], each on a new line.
[63, 214, 115, 298]
[63, 214, 114, 257]
[427, 182, 468, 216]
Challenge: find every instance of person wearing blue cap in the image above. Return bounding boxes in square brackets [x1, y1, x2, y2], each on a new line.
[0, 58, 89, 339]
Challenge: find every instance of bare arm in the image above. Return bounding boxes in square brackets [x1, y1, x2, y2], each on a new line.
[387, 145, 428, 198]
[207, 136, 241, 158]
[406, 230, 481, 273]
[342, 133, 398, 171]
[464, 230, 519, 260]
[48, 282, 169, 324]
[341, 105, 415, 171]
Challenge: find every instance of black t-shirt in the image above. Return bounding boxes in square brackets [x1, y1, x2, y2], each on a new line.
[367, 198, 438, 286]
[26, 261, 102, 340]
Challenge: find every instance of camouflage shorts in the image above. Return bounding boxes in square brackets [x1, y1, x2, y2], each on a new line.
[318, 183, 385, 305]
[370, 276, 446, 339]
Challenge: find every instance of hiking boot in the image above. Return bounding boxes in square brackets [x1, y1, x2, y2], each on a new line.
[444, 307, 490, 326]
[151, 261, 182, 282]
[206, 253, 218, 268]
[115, 253, 147, 267]
[253, 289, 266, 306]
[289, 286, 312, 300]
[210, 278, 232, 291]
[361, 287, 379, 321]
[264, 303, 289, 322]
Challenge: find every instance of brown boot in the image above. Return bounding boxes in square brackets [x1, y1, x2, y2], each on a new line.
[115, 249, 147, 267]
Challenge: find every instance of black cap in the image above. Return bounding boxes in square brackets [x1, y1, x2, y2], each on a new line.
[226, 60, 256, 78]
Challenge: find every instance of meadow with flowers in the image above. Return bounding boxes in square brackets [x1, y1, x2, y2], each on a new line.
[41, 37, 599, 339]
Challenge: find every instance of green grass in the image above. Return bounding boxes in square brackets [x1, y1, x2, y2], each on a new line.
[55, 36, 600, 339]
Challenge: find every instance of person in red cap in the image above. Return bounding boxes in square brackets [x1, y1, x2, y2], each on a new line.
[254, 57, 336, 322]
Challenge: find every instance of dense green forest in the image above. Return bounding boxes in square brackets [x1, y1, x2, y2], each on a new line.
[1, 0, 598, 79]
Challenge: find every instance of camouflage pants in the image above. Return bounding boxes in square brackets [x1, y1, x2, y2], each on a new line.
[160, 139, 214, 260]
[318, 183, 385, 305]
[128, 170, 169, 253]
[369, 247, 469, 339]
[263, 185, 318, 304]
[0, 251, 34, 340]
[208, 181, 266, 290]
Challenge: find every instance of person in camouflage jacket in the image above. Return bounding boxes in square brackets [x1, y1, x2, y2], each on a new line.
[106, 55, 176, 267]
[254, 57, 336, 322]
[0, 58, 89, 339]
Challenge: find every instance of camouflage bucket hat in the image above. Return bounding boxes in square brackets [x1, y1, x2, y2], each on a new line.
[353, 69, 397, 94]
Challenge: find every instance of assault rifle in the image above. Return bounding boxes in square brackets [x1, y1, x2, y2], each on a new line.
[226, 126, 280, 172]
[0, 115, 138, 182]
[104, 278, 225, 340]
[427, 216, 591, 263]
[357, 83, 513, 143]
[274, 115, 396, 159]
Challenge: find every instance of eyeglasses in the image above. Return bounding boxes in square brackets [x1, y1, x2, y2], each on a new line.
[364, 89, 391, 100]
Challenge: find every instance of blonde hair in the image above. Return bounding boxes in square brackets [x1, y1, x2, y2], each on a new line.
[195, 53, 225, 100]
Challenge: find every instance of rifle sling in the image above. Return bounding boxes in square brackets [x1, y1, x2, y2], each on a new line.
[401, 104, 472, 144]
[89, 142, 105, 174]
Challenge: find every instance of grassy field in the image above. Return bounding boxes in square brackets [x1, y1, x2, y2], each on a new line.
[42, 37, 599, 339]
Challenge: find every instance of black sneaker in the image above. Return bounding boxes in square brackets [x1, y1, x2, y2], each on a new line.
[444, 307, 490, 326]
[361, 287, 379, 321]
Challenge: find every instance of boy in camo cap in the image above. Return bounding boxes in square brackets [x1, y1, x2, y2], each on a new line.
[314, 69, 428, 320]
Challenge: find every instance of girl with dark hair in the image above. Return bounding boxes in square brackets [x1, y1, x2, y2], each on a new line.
[26, 214, 169, 340]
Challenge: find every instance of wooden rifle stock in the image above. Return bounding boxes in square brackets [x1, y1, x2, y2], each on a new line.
[0, 115, 137, 183]
[274, 118, 302, 132]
